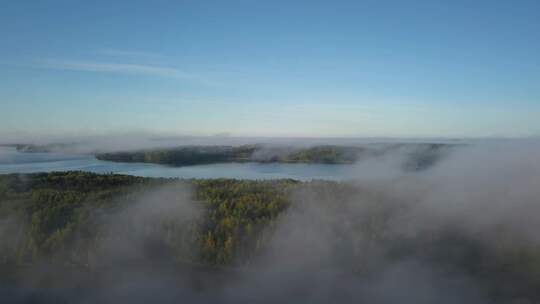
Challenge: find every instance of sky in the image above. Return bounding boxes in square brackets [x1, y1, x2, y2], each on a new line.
[1, 0, 539, 138]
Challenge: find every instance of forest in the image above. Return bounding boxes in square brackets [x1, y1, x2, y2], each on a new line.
[1, 171, 539, 303]
[95, 143, 452, 169]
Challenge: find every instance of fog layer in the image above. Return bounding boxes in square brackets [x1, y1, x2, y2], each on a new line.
[1, 140, 539, 303]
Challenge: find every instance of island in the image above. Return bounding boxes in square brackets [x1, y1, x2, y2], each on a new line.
[95, 143, 454, 170]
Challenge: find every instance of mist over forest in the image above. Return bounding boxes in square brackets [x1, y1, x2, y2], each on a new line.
[1, 140, 540, 303]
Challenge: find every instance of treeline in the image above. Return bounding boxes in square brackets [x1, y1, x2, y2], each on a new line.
[95, 144, 362, 165]
[97, 145, 256, 166]
[96, 143, 454, 168]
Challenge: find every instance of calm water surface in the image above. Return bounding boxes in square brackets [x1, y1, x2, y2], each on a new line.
[0, 147, 355, 180]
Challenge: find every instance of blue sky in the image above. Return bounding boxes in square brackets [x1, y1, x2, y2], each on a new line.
[1, 0, 539, 138]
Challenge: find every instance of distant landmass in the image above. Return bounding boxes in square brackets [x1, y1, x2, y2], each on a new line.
[6, 142, 456, 171]
[94, 143, 455, 171]
[2, 143, 78, 153]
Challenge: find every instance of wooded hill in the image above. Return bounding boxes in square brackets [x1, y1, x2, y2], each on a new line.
[1, 171, 539, 302]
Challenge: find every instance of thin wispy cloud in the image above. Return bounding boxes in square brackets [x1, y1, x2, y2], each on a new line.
[31, 58, 223, 87]
[40, 59, 195, 79]
[97, 49, 166, 59]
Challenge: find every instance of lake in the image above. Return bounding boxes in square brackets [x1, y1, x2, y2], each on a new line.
[0, 147, 356, 180]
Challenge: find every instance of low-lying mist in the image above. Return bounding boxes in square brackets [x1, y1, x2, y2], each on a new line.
[1, 139, 539, 303]
[0, 131, 464, 154]
[237, 141, 540, 303]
